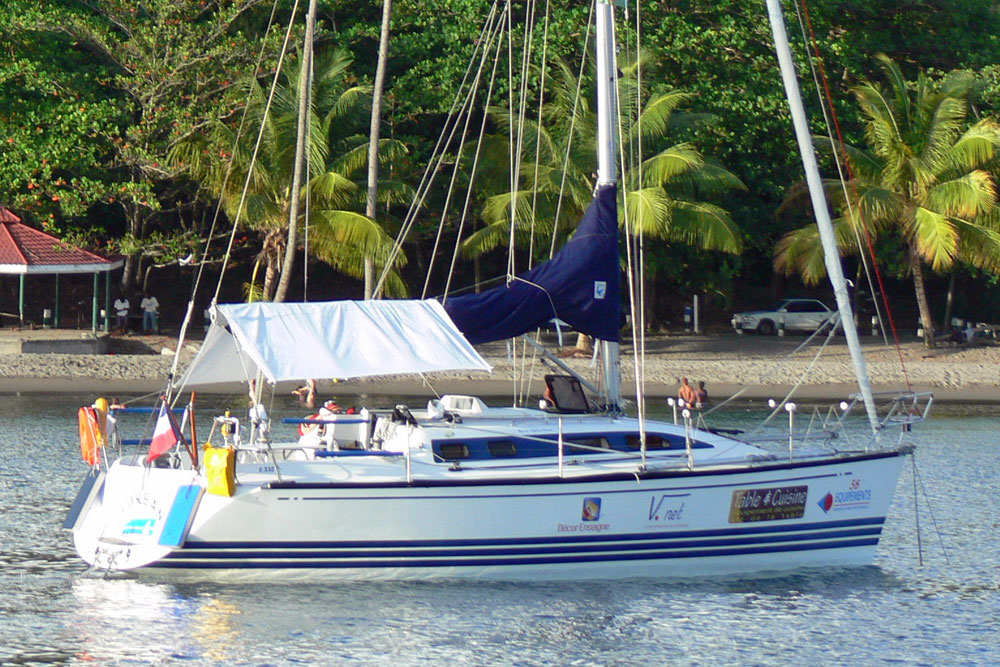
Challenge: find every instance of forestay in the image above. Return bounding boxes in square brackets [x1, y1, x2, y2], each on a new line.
[177, 299, 491, 387]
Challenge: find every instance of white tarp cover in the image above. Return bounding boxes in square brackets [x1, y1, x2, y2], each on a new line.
[177, 299, 491, 387]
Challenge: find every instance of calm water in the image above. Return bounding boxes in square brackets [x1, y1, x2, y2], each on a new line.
[1, 393, 998, 665]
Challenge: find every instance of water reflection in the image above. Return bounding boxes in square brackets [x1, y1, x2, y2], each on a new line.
[0, 395, 997, 665]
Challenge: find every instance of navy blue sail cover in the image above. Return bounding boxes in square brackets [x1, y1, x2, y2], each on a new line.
[444, 184, 621, 344]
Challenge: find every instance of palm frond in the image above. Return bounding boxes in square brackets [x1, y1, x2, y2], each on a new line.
[924, 171, 996, 218]
[910, 206, 958, 271]
[950, 119, 1000, 170]
[774, 225, 828, 284]
[638, 144, 704, 187]
[623, 188, 673, 237]
[309, 171, 359, 209]
[952, 214, 1000, 273]
[666, 201, 743, 254]
[309, 210, 403, 268]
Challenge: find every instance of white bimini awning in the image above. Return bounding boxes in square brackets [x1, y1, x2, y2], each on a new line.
[177, 299, 492, 387]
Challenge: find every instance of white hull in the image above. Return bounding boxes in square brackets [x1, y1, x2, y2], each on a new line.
[71, 437, 907, 581]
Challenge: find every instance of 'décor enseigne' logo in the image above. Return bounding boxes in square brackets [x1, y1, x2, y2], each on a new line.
[818, 478, 872, 513]
[557, 497, 609, 533]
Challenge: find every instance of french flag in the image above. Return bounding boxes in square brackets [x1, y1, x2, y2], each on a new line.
[147, 403, 183, 463]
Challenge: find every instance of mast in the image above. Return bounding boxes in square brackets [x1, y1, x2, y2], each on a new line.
[595, 0, 621, 409]
[764, 0, 879, 433]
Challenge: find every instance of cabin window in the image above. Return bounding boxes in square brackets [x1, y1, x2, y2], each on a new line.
[437, 443, 470, 460]
[625, 434, 665, 450]
[567, 436, 611, 450]
[487, 440, 518, 457]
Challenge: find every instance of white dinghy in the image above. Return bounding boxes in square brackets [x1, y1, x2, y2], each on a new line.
[67, 0, 927, 580]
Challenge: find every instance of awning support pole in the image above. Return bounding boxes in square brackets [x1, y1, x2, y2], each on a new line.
[92, 273, 98, 334]
[104, 271, 111, 332]
[54, 274, 61, 328]
[18, 274, 25, 325]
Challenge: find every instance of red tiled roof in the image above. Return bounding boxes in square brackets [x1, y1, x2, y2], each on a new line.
[0, 205, 119, 274]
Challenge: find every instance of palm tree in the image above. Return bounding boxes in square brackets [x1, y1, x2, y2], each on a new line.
[169, 49, 409, 300]
[775, 54, 1000, 347]
[460, 54, 744, 331]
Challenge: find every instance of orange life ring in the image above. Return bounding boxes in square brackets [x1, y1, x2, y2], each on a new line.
[299, 413, 321, 437]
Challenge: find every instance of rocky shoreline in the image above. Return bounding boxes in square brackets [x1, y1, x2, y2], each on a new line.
[0, 331, 997, 402]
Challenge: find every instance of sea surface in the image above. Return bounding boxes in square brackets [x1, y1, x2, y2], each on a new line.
[1, 393, 998, 665]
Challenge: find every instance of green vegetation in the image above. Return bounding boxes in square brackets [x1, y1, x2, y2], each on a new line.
[3, 0, 1000, 329]
[775, 55, 1000, 347]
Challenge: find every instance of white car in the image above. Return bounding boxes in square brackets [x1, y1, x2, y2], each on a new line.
[731, 298, 836, 335]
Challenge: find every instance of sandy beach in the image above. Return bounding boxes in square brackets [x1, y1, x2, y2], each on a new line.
[0, 330, 997, 403]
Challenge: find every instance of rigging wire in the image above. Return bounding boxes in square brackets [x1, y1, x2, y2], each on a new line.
[303, 40, 314, 302]
[913, 454, 952, 566]
[399, 1, 503, 300]
[506, 0, 517, 281]
[359, 2, 502, 299]
[792, 1, 884, 347]
[627, 0, 649, 450]
[440, 18, 507, 302]
[793, 0, 912, 391]
[167, 0, 293, 404]
[549, 2, 595, 260]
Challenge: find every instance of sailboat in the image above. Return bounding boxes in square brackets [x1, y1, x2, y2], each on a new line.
[66, 0, 927, 580]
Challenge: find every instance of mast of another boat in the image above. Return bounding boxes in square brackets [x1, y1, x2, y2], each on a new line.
[596, 0, 621, 410]
[764, 0, 879, 433]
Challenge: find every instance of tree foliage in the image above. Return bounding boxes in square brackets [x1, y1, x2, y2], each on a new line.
[3, 0, 1000, 317]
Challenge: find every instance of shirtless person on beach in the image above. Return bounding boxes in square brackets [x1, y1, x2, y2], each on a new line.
[678, 377, 697, 405]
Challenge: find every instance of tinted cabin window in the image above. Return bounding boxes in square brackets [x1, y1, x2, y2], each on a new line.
[567, 437, 611, 450]
[625, 434, 665, 450]
[437, 443, 470, 460]
[487, 440, 518, 457]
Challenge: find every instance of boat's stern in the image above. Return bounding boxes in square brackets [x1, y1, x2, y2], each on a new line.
[70, 461, 206, 572]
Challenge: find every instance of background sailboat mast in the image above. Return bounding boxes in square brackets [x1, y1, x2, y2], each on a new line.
[764, 0, 879, 433]
[595, 0, 621, 408]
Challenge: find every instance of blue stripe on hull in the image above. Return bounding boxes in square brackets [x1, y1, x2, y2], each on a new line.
[179, 516, 886, 551]
[166, 527, 882, 561]
[154, 537, 881, 569]
[155, 517, 886, 569]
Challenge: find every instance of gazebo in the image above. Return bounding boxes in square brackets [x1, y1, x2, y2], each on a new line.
[0, 205, 123, 332]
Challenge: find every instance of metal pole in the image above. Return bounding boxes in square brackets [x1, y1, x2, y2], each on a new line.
[558, 417, 564, 478]
[786, 402, 796, 462]
[596, 0, 621, 410]
[104, 270, 111, 332]
[91, 273, 98, 334]
[684, 409, 693, 470]
[18, 274, 24, 325]
[693, 294, 700, 334]
[54, 273, 60, 328]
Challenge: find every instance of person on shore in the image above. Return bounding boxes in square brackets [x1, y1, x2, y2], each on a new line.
[695, 381, 708, 409]
[140, 291, 159, 334]
[678, 377, 697, 406]
[113, 293, 130, 333]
